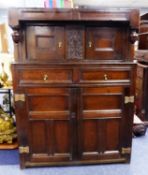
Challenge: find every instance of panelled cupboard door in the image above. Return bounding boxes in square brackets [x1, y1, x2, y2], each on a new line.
[77, 86, 132, 161]
[86, 27, 128, 60]
[23, 87, 75, 163]
[26, 26, 65, 60]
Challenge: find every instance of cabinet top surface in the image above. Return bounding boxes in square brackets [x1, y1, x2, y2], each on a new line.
[9, 8, 139, 30]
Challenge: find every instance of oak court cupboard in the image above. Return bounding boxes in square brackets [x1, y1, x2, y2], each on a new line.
[9, 8, 139, 168]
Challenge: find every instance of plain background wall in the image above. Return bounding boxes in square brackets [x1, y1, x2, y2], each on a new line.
[0, 0, 148, 8]
[74, 0, 148, 7]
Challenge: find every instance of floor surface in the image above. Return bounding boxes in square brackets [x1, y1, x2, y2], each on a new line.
[0, 132, 147, 175]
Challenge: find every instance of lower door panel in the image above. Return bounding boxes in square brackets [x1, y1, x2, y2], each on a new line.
[78, 86, 131, 161]
[25, 87, 74, 163]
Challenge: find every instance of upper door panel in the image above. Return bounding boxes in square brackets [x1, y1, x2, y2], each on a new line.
[86, 27, 127, 60]
[26, 26, 65, 60]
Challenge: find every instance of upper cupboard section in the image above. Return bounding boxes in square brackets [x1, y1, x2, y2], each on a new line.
[25, 25, 129, 61]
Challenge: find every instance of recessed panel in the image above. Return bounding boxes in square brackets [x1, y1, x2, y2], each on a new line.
[82, 120, 98, 152]
[83, 95, 122, 110]
[30, 121, 47, 153]
[37, 36, 55, 50]
[54, 121, 70, 154]
[83, 86, 123, 94]
[28, 96, 69, 111]
[26, 26, 65, 60]
[86, 27, 126, 60]
[94, 36, 114, 51]
[106, 119, 120, 151]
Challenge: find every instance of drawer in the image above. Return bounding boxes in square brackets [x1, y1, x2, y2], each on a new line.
[79, 67, 131, 83]
[16, 67, 73, 86]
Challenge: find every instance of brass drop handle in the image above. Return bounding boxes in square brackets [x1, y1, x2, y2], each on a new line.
[58, 42, 62, 48]
[43, 74, 48, 81]
[88, 41, 92, 48]
[104, 74, 108, 80]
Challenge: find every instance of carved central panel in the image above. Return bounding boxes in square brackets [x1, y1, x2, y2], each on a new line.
[66, 28, 84, 59]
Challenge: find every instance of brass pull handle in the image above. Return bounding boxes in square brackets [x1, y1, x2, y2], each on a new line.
[88, 41, 92, 48]
[43, 74, 48, 81]
[104, 74, 108, 80]
[58, 42, 62, 48]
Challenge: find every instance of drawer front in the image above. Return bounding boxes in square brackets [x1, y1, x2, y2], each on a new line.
[12, 65, 133, 88]
[79, 67, 131, 83]
[14, 66, 73, 86]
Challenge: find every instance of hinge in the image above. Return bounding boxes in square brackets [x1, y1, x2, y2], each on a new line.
[121, 147, 131, 154]
[124, 96, 134, 104]
[14, 94, 25, 102]
[19, 146, 29, 154]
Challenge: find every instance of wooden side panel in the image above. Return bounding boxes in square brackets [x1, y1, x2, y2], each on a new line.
[139, 22, 148, 50]
[136, 63, 148, 121]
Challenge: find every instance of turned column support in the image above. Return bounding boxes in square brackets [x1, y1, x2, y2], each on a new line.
[11, 29, 23, 61]
[12, 30, 23, 44]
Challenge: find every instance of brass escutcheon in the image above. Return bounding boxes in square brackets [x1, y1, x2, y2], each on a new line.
[43, 74, 48, 81]
[104, 74, 108, 80]
[88, 41, 92, 48]
[58, 42, 62, 48]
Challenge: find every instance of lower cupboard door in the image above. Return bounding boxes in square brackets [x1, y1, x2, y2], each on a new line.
[78, 86, 133, 162]
[25, 87, 74, 163]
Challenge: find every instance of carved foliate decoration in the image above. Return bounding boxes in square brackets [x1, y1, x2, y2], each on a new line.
[130, 30, 138, 44]
[12, 30, 23, 43]
[66, 29, 84, 59]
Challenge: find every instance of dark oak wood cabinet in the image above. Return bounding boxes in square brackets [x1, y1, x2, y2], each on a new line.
[136, 62, 148, 123]
[138, 13, 148, 51]
[9, 8, 139, 168]
[135, 13, 148, 124]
